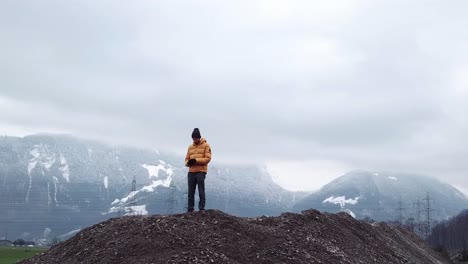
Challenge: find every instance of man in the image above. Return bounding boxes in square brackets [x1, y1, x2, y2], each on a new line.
[185, 128, 212, 212]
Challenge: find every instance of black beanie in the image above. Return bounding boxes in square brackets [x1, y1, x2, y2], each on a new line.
[191, 128, 201, 138]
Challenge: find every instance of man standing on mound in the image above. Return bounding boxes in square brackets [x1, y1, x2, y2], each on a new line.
[185, 128, 212, 212]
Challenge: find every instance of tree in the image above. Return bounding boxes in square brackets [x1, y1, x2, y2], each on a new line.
[13, 239, 26, 247]
[428, 209, 468, 251]
[461, 248, 468, 261]
[49, 236, 61, 246]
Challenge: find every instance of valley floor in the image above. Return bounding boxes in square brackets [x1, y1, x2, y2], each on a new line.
[0, 246, 47, 264]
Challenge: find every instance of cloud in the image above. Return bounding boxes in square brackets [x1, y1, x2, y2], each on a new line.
[1, 0, 467, 191]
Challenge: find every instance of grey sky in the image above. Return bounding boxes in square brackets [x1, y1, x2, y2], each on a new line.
[1, 0, 467, 193]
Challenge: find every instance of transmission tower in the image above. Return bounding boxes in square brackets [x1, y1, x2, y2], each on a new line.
[395, 196, 405, 226]
[422, 192, 436, 238]
[406, 217, 416, 232]
[413, 198, 423, 236]
[165, 181, 177, 214]
[182, 190, 188, 212]
[128, 175, 137, 215]
[225, 180, 231, 212]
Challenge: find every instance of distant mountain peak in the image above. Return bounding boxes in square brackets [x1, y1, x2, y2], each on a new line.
[295, 170, 468, 222]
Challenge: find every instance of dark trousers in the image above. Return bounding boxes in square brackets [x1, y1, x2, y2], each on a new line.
[187, 172, 206, 211]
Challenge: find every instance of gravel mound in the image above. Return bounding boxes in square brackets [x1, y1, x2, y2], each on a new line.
[20, 209, 449, 264]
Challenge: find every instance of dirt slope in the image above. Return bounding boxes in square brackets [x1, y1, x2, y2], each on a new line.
[20, 209, 449, 264]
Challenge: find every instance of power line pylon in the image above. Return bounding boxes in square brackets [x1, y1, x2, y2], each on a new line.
[395, 196, 405, 226]
[413, 198, 423, 236]
[166, 181, 177, 214]
[422, 192, 436, 238]
[128, 175, 137, 215]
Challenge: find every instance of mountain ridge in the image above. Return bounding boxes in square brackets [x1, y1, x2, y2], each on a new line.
[2, 134, 467, 243]
[0, 134, 304, 241]
[294, 170, 468, 222]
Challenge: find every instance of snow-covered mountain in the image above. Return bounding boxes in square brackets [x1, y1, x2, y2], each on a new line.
[0, 134, 306, 241]
[293, 170, 468, 222]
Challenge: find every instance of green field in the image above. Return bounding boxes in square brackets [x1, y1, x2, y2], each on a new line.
[0, 246, 47, 264]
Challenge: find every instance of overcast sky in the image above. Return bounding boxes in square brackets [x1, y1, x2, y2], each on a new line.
[1, 0, 467, 193]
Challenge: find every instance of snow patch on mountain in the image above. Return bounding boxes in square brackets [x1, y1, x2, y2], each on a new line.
[28, 160, 37, 176]
[127, 205, 148, 216]
[30, 145, 56, 170]
[139, 162, 174, 193]
[388, 176, 398, 181]
[57, 228, 82, 241]
[47, 182, 52, 206]
[59, 154, 70, 182]
[108, 161, 173, 214]
[116, 191, 136, 205]
[141, 163, 174, 179]
[26, 144, 57, 202]
[323, 196, 361, 208]
[53, 176, 59, 205]
[104, 176, 109, 189]
[141, 176, 172, 192]
[343, 209, 356, 218]
[107, 203, 148, 216]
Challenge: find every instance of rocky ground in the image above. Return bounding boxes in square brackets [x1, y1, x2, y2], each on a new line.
[20, 209, 450, 264]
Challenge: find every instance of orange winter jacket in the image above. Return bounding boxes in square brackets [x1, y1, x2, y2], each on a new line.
[185, 138, 212, 173]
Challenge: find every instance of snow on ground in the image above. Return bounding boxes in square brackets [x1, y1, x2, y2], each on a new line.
[323, 196, 361, 208]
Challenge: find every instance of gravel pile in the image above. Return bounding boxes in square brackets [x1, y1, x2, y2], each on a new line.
[20, 209, 449, 264]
